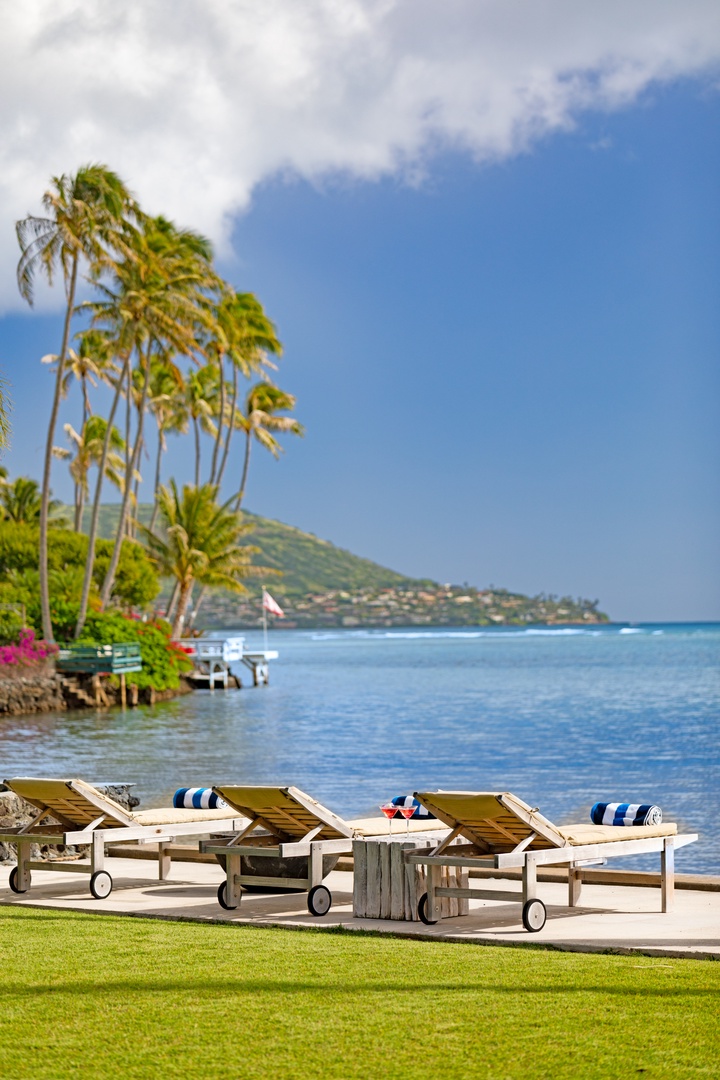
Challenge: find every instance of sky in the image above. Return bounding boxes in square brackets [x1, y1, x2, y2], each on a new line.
[0, 1, 719, 622]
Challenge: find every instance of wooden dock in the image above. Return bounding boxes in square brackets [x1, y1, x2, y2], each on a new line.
[176, 636, 278, 688]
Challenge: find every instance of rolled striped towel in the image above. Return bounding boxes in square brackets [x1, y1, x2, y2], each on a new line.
[173, 787, 228, 810]
[391, 795, 436, 820]
[590, 802, 662, 827]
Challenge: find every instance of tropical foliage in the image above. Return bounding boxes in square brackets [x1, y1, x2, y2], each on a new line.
[75, 612, 192, 691]
[0, 628, 57, 669]
[141, 482, 265, 638]
[0, 521, 159, 636]
[14, 162, 303, 649]
[0, 477, 44, 523]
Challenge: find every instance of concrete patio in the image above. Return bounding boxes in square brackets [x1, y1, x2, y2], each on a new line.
[1, 856, 718, 960]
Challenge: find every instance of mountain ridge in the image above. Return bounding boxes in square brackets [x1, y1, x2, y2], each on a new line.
[60, 503, 608, 626]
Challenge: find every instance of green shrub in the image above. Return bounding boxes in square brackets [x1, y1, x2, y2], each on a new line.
[0, 608, 26, 646]
[76, 611, 193, 691]
[0, 522, 160, 628]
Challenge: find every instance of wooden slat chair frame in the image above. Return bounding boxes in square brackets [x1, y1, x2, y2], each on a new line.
[406, 791, 698, 932]
[201, 785, 364, 915]
[0, 777, 246, 899]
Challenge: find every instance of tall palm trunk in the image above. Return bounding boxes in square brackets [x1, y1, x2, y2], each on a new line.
[99, 352, 153, 613]
[81, 373, 91, 425]
[165, 579, 181, 623]
[148, 419, 165, 534]
[74, 485, 85, 533]
[74, 353, 129, 637]
[39, 254, 78, 642]
[171, 578, 194, 639]
[209, 354, 225, 485]
[216, 365, 238, 488]
[130, 454, 142, 538]
[185, 584, 206, 631]
[235, 429, 252, 510]
[99, 349, 152, 608]
[193, 416, 201, 486]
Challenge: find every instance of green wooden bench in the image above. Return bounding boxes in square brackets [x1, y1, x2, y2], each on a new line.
[56, 643, 143, 675]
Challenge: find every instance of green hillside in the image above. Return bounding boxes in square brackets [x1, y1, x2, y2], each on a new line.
[235, 512, 433, 596]
[65, 504, 430, 597]
[58, 504, 608, 626]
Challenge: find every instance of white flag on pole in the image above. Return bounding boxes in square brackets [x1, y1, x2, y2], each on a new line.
[262, 590, 285, 618]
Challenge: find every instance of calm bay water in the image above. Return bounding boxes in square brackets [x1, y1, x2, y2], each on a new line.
[1, 623, 718, 873]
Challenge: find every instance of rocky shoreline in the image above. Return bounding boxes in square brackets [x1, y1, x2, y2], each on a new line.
[0, 671, 193, 716]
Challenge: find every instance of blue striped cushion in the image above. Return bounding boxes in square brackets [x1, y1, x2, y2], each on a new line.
[391, 795, 436, 819]
[173, 787, 228, 810]
[590, 802, 662, 826]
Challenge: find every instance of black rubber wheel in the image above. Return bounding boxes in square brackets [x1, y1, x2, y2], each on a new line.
[417, 892, 438, 925]
[522, 898, 547, 932]
[217, 881, 239, 910]
[307, 885, 332, 916]
[9, 866, 29, 894]
[89, 870, 113, 899]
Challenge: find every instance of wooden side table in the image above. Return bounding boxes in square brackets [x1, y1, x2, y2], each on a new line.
[353, 834, 469, 921]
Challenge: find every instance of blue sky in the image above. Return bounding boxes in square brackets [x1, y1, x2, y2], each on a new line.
[1, 5, 718, 622]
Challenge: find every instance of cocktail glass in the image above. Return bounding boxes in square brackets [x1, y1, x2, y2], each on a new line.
[399, 804, 416, 835]
[380, 803, 397, 835]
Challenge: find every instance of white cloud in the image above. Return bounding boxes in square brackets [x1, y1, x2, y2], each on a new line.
[1, 0, 719, 310]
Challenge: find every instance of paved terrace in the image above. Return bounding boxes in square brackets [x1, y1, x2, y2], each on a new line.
[1, 857, 718, 960]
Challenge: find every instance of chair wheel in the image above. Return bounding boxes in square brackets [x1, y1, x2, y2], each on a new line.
[218, 881, 239, 910]
[9, 866, 29, 894]
[307, 885, 332, 916]
[90, 871, 113, 899]
[418, 892, 438, 925]
[522, 898, 546, 932]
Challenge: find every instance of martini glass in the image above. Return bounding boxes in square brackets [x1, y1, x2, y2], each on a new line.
[399, 804, 416, 835]
[380, 803, 397, 836]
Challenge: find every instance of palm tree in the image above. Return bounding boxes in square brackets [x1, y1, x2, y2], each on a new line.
[141, 482, 261, 638]
[41, 328, 116, 430]
[206, 291, 282, 486]
[0, 377, 10, 453]
[144, 361, 189, 533]
[57, 416, 125, 531]
[77, 214, 216, 633]
[0, 477, 43, 523]
[185, 364, 219, 487]
[16, 164, 136, 641]
[234, 383, 304, 509]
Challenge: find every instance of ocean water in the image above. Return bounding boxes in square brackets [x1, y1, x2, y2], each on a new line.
[1, 623, 718, 873]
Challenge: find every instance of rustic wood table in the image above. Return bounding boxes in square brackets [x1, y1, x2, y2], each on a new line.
[352, 833, 469, 921]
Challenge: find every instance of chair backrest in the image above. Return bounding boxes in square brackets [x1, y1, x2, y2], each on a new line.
[413, 791, 568, 852]
[5, 777, 136, 830]
[213, 785, 355, 841]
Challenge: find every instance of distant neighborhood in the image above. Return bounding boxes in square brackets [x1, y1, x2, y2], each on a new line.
[200, 584, 608, 630]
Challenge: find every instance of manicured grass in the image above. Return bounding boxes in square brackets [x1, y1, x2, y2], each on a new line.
[0, 908, 717, 1079]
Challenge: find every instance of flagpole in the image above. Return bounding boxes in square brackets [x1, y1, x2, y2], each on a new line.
[262, 586, 268, 654]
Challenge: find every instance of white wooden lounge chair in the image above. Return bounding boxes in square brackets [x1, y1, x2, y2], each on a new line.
[201, 785, 443, 916]
[0, 777, 247, 899]
[408, 791, 698, 932]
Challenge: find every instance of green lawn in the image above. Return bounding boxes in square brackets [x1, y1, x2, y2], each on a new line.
[0, 908, 717, 1079]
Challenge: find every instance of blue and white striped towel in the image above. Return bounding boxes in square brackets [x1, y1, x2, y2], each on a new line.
[173, 787, 228, 810]
[590, 802, 662, 827]
[391, 795, 436, 819]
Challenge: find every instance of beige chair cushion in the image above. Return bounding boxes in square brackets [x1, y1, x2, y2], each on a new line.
[558, 822, 677, 845]
[132, 808, 244, 826]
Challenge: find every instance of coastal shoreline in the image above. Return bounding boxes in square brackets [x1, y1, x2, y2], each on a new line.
[0, 671, 193, 716]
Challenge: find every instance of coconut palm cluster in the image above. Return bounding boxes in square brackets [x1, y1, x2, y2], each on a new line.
[15, 163, 303, 642]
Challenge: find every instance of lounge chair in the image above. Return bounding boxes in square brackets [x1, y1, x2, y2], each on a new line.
[201, 785, 444, 916]
[408, 790, 698, 932]
[0, 777, 247, 899]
